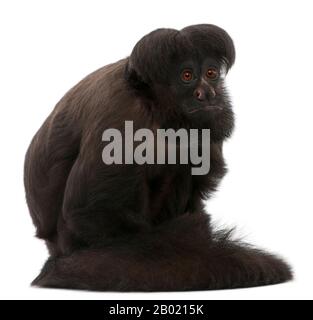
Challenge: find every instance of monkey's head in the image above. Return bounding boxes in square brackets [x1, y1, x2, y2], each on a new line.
[126, 24, 235, 141]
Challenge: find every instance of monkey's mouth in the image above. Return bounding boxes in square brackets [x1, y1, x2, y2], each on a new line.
[188, 105, 223, 114]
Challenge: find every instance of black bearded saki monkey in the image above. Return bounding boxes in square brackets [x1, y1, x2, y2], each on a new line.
[24, 24, 292, 291]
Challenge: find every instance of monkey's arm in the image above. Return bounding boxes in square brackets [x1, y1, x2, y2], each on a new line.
[186, 141, 226, 215]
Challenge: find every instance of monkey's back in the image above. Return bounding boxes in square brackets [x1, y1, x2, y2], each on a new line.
[24, 58, 139, 246]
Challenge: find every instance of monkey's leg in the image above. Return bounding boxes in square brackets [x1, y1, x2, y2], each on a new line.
[32, 212, 292, 291]
[24, 111, 80, 255]
[59, 155, 151, 251]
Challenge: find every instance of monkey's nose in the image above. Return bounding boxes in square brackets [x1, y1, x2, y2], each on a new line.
[194, 88, 206, 101]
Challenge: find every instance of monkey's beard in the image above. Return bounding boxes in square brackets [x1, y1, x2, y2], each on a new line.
[186, 103, 234, 142]
[187, 105, 223, 114]
[161, 101, 234, 142]
[153, 86, 234, 142]
[187, 105, 224, 115]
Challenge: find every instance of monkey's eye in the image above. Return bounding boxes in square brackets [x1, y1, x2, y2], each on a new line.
[181, 69, 193, 82]
[206, 68, 219, 80]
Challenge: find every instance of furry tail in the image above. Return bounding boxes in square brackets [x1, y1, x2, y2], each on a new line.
[32, 213, 292, 291]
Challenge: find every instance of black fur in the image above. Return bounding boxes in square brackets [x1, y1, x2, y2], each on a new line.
[24, 24, 292, 291]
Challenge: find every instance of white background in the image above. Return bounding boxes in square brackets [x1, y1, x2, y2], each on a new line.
[0, 0, 312, 300]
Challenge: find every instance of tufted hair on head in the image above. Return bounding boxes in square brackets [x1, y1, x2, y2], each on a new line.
[126, 24, 235, 88]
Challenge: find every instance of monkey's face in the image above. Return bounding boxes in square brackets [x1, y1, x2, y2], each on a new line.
[167, 56, 234, 140]
[170, 57, 226, 114]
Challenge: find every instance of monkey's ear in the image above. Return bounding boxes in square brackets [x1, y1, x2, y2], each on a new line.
[181, 24, 236, 71]
[125, 61, 150, 92]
